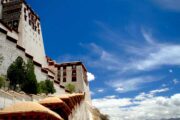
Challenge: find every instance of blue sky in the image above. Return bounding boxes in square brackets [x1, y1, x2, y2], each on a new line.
[27, 0, 180, 119]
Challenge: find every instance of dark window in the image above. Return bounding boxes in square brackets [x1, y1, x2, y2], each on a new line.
[63, 78, 66, 82]
[3, 116, 8, 120]
[21, 116, 26, 119]
[28, 13, 31, 18]
[72, 69, 76, 77]
[24, 8, 26, 13]
[72, 77, 76, 82]
[8, 22, 12, 28]
[63, 72, 66, 76]
[29, 20, 31, 25]
[34, 26, 37, 31]
[38, 29, 40, 34]
[24, 15, 27, 21]
[11, 116, 18, 120]
[63, 66, 66, 69]
[37, 22, 40, 27]
[13, 20, 18, 28]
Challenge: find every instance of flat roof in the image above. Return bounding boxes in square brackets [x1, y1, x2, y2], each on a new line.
[56, 61, 87, 72]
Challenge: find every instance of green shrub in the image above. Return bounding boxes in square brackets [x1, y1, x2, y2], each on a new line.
[38, 79, 56, 95]
[7, 57, 38, 94]
[65, 83, 75, 93]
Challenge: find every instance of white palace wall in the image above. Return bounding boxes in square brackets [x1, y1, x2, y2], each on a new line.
[0, 26, 66, 95]
[18, 4, 48, 68]
[0, 27, 47, 81]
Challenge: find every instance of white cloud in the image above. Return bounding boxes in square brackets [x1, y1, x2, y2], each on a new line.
[129, 45, 180, 71]
[115, 87, 124, 92]
[135, 88, 169, 101]
[173, 79, 179, 84]
[87, 72, 95, 82]
[105, 95, 117, 99]
[97, 89, 104, 93]
[150, 88, 169, 95]
[153, 0, 180, 12]
[93, 92, 180, 120]
[124, 30, 180, 71]
[92, 97, 132, 109]
[107, 76, 158, 93]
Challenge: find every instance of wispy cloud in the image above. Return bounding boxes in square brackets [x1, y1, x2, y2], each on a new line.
[107, 76, 161, 93]
[152, 0, 180, 12]
[150, 88, 169, 95]
[83, 24, 180, 72]
[127, 44, 180, 71]
[80, 42, 123, 71]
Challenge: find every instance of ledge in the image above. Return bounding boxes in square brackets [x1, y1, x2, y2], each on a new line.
[16, 45, 25, 52]
[7, 36, 17, 43]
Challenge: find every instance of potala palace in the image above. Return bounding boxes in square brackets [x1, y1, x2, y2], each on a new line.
[0, 0, 104, 120]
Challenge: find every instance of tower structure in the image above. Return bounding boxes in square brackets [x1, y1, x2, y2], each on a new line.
[1, 0, 47, 67]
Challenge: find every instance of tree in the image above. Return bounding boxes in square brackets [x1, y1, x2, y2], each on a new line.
[65, 83, 75, 93]
[21, 59, 38, 94]
[45, 79, 56, 94]
[38, 79, 56, 95]
[7, 56, 26, 90]
[38, 81, 46, 93]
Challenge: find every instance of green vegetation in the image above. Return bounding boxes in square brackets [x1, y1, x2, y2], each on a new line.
[21, 59, 38, 94]
[7, 56, 26, 90]
[6, 56, 56, 95]
[65, 83, 75, 93]
[0, 76, 5, 89]
[38, 79, 56, 95]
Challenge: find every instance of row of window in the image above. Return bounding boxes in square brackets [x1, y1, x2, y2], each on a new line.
[24, 15, 40, 34]
[63, 77, 76, 82]
[24, 7, 40, 34]
[57, 66, 77, 82]
[7, 20, 18, 29]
